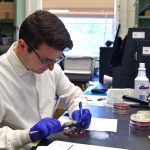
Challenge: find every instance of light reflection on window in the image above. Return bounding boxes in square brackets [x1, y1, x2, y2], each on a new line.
[59, 17, 114, 57]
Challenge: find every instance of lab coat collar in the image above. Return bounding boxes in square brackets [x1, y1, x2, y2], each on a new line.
[7, 43, 34, 77]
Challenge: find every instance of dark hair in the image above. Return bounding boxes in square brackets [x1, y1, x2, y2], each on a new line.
[19, 10, 73, 53]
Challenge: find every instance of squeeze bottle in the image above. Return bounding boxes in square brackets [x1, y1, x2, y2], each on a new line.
[134, 63, 149, 100]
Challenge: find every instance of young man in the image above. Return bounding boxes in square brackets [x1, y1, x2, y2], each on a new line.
[0, 10, 91, 149]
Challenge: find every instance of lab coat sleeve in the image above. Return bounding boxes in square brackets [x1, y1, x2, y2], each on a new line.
[55, 65, 89, 119]
[0, 94, 31, 149]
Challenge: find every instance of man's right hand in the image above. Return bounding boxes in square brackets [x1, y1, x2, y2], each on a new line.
[29, 117, 62, 142]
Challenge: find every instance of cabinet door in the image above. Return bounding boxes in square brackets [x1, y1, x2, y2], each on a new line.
[136, 0, 150, 27]
[0, 0, 25, 54]
[0, 0, 15, 53]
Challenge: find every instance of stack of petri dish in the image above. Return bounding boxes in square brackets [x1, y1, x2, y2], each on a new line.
[113, 102, 129, 114]
[130, 111, 150, 131]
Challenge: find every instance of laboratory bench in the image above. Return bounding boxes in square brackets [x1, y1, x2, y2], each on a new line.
[33, 105, 150, 150]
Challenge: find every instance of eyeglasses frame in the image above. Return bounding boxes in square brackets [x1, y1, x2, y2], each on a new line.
[33, 50, 65, 65]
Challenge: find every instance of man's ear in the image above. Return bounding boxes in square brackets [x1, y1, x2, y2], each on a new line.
[18, 39, 28, 50]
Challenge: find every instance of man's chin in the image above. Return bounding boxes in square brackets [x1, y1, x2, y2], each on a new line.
[38, 69, 47, 74]
[34, 68, 47, 74]
[33, 66, 53, 74]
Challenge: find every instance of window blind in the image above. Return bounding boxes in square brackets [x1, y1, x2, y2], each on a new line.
[42, 0, 114, 17]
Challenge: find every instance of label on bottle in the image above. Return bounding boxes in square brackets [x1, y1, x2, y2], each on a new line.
[134, 81, 149, 100]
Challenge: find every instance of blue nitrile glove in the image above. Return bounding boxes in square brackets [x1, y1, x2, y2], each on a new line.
[72, 109, 92, 129]
[30, 117, 62, 142]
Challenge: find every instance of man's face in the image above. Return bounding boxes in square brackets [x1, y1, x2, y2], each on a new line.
[18, 40, 63, 74]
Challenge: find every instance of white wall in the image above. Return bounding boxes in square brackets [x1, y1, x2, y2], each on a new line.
[114, 0, 136, 38]
[25, 0, 42, 17]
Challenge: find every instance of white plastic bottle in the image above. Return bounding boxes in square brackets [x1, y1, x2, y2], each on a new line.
[134, 63, 149, 100]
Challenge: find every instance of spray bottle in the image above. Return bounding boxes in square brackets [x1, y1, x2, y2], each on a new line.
[134, 63, 149, 100]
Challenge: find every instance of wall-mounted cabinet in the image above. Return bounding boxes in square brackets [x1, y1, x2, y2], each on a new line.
[135, 0, 150, 27]
[0, 0, 25, 54]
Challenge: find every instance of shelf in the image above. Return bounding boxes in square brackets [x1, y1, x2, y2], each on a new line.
[0, 19, 14, 23]
[0, 45, 10, 49]
[138, 16, 150, 19]
[0, 45, 10, 48]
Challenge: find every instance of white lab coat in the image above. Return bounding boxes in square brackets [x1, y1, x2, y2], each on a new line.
[0, 44, 88, 150]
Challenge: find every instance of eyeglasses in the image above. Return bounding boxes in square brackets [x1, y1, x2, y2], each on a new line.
[33, 50, 65, 65]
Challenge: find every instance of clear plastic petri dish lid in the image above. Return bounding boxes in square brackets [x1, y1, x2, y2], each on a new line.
[130, 113, 150, 123]
[89, 131, 113, 140]
[137, 110, 150, 118]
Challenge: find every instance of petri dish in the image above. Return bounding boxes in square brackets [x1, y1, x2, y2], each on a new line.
[64, 127, 86, 137]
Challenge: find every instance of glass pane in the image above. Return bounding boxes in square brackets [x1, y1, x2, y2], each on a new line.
[60, 17, 114, 57]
